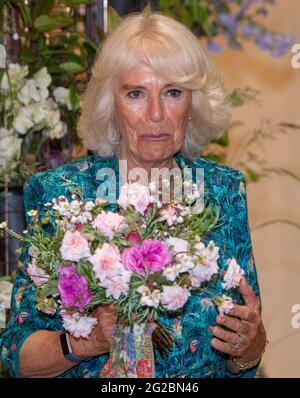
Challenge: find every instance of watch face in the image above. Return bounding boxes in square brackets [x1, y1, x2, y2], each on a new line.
[60, 332, 70, 357]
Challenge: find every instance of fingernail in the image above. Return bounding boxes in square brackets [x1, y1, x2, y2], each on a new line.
[216, 316, 222, 323]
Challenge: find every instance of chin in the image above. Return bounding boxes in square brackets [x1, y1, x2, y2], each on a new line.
[139, 149, 172, 162]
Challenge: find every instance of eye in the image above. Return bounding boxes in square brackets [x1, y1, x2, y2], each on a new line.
[127, 90, 144, 99]
[166, 89, 182, 98]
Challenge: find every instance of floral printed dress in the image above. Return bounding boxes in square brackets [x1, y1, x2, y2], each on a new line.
[0, 152, 261, 378]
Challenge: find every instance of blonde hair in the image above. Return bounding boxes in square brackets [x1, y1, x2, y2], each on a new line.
[78, 12, 230, 159]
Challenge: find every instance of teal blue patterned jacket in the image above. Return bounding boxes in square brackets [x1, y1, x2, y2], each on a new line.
[0, 152, 260, 378]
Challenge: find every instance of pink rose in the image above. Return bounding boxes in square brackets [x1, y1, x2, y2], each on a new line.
[161, 286, 191, 311]
[60, 230, 91, 262]
[121, 239, 172, 276]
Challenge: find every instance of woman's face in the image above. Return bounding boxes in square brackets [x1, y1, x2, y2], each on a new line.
[113, 62, 192, 162]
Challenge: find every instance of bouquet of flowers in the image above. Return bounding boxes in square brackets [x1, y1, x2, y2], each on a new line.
[0, 179, 245, 377]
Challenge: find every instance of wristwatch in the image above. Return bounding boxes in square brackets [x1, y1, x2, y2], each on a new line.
[60, 332, 85, 364]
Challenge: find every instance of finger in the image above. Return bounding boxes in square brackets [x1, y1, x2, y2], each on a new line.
[239, 277, 260, 311]
[216, 314, 250, 335]
[211, 325, 238, 345]
[211, 338, 241, 356]
[229, 305, 259, 323]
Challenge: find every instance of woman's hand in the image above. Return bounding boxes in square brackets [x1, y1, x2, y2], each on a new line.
[70, 305, 117, 358]
[210, 277, 267, 373]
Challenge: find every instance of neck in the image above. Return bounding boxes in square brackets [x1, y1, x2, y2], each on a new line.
[116, 145, 178, 184]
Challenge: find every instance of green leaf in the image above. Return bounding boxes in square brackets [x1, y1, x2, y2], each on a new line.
[203, 153, 225, 164]
[230, 90, 245, 107]
[245, 167, 260, 183]
[31, 0, 56, 20]
[107, 6, 122, 34]
[34, 13, 73, 32]
[39, 280, 58, 297]
[20, 46, 36, 63]
[212, 132, 229, 147]
[59, 0, 93, 5]
[69, 83, 79, 109]
[59, 61, 82, 74]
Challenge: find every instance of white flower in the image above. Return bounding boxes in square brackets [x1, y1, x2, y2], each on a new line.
[85, 201, 95, 211]
[0, 128, 22, 167]
[0, 221, 7, 229]
[163, 266, 179, 282]
[0, 63, 28, 92]
[17, 79, 41, 105]
[174, 256, 195, 273]
[159, 205, 177, 226]
[34, 67, 51, 89]
[165, 237, 190, 259]
[161, 286, 191, 311]
[28, 245, 39, 258]
[222, 258, 245, 290]
[53, 87, 72, 110]
[137, 285, 151, 296]
[13, 112, 34, 134]
[189, 241, 220, 285]
[61, 312, 97, 339]
[48, 121, 67, 140]
[27, 210, 37, 217]
[140, 289, 161, 308]
[137, 286, 162, 308]
[215, 295, 234, 317]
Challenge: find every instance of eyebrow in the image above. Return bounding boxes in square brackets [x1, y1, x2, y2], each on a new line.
[121, 83, 177, 90]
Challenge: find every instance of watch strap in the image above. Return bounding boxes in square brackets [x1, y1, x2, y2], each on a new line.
[60, 332, 85, 364]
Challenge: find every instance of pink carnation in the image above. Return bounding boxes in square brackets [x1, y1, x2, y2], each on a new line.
[161, 286, 191, 311]
[60, 230, 91, 262]
[117, 182, 150, 214]
[101, 272, 131, 300]
[121, 239, 172, 276]
[58, 265, 93, 311]
[89, 243, 123, 282]
[93, 211, 127, 240]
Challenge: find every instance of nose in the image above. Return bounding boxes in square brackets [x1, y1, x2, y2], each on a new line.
[146, 94, 164, 123]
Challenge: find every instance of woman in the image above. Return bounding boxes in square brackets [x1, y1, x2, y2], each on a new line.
[0, 12, 266, 378]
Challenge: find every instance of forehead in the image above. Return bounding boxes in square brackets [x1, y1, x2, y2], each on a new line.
[117, 62, 172, 88]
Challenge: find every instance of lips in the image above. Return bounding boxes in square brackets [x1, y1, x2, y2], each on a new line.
[141, 133, 170, 140]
